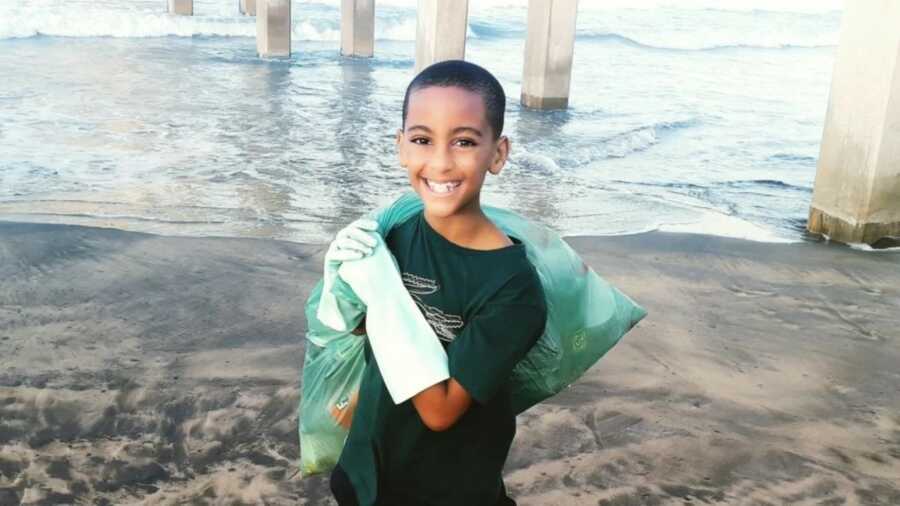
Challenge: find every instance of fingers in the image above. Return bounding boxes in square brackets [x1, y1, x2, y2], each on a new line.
[334, 236, 371, 254]
[342, 226, 378, 248]
[334, 219, 378, 243]
[326, 219, 380, 265]
[338, 221, 378, 246]
[350, 218, 379, 232]
[329, 248, 366, 262]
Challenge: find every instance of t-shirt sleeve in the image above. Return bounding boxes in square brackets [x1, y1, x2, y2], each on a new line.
[447, 268, 547, 405]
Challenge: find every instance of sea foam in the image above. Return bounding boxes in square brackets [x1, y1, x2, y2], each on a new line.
[0, 0, 841, 44]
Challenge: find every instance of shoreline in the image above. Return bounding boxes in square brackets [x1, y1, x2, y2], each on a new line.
[5, 213, 896, 253]
[1, 220, 898, 505]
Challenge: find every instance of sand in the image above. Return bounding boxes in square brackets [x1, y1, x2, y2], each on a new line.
[1, 221, 898, 505]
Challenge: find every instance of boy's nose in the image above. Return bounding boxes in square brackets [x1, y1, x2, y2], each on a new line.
[427, 146, 454, 173]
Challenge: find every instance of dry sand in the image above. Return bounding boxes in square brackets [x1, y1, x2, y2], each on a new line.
[0, 221, 898, 505]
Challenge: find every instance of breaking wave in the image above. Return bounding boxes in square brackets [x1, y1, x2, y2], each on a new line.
[579, 32, 835, 52]
[0, 1, 840, 47]
[0, 4, 419, 41]
[599, 119, 697, 158]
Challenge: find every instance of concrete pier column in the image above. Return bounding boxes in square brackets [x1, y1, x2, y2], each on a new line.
[168, 0, 193, 16]
[239, 0, 257, 16]
[808, 0, 900, 245]
[256, 0, 291, 58]
[341, 0, 375, 58]
[414, 0, 469, 74]
[521, 0, 578, 109]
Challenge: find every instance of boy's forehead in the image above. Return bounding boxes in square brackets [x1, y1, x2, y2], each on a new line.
[406, 86, 489, 130]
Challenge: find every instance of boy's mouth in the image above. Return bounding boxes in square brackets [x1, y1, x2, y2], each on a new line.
[423, 178, 461, 196]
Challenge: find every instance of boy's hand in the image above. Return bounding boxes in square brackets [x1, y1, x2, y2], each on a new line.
[411, 378, 473, 432]
[325, 219, 379, 264]
[323, 218, 379, 298]
[317, 219, 379, 331]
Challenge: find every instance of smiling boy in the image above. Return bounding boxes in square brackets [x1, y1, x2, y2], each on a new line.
[329, 60, 547, 506]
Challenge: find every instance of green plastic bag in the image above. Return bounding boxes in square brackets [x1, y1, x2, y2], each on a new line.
[298, 281, 367, 475]
[298, 192, 646, 475]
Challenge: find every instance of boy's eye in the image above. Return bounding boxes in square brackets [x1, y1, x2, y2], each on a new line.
[456, 139, 477, 147]
[410, 137, 430, 145]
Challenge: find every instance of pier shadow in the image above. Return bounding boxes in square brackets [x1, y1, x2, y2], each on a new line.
[329, 57, 379, 228]
[336, 57, 377, 168]
[502, 107, 575, 226]
[216, 61, 297, 239]
[514, 107, 574, 146]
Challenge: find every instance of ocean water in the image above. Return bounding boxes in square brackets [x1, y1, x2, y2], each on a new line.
[0, 0, 844, 243]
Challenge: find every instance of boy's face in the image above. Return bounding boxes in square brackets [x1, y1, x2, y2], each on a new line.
[397, 86, 509, 220]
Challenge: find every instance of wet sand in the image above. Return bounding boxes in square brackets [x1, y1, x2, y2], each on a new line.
[1, 221, 898, 505]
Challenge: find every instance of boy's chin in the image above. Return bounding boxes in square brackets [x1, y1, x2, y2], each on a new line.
[421, 199, 459, 219]
[418, 193, 467, 219]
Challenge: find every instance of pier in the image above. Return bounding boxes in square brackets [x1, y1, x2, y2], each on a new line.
[170, 0, 579, 109]
[414, 0, 469, 73]
[168, 0, 192, 16]
[522, 0, 578, 109]
[256, 0, 292, 58]
[341, 0, 376, 58]
[808, 0, 900, 246]
[239, 0, 256, 16]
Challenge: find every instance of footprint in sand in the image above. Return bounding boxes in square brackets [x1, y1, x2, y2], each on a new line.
[727, 285, 775, 298]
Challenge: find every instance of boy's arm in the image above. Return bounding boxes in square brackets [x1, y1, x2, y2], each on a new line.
[414, 271, 546, 432]
[338, 242, 452, 404]
[348, 310, 469, 430]
[411, 379, 473, 432]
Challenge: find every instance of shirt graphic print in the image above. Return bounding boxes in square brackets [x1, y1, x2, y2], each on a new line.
[401, 272, 464, 342]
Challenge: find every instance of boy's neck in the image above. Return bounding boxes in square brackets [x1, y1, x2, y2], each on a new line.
[423, 202, 511, 250]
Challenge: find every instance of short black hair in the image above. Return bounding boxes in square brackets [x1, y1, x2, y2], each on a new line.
[401, 60, 506, 140]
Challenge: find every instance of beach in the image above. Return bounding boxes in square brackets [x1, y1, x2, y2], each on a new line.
[1, 221, 898, 505]
[2, 1, 895, 505]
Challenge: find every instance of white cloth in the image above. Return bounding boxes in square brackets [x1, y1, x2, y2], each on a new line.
[333, 234, 449, 404]
[318, 219, 378, 332]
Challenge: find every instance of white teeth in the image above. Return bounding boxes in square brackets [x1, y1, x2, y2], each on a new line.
[425, 179, 461, 194]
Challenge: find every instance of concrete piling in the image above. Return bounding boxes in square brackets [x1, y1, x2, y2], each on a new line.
[414, 0, 469, 73]
[808, 0, 900, 245]
[521, 0, 578, 109]
[256, 0, 291, 58]
[239, 0, 257, 16]
[341, 0, 376, 58]
[168, 0, 193, 16]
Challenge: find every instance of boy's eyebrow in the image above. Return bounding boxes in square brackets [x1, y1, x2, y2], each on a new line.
[407, 125, 484, 137]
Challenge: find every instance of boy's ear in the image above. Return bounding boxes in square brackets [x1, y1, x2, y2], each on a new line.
[488, 135, 510, 175]
[395, 129, 407, 168]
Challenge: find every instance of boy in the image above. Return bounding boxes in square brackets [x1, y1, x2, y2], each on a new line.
[327, 60, 547, 506]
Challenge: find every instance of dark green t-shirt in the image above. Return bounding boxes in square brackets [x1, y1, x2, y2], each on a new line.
[337, 211, 547, 506]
